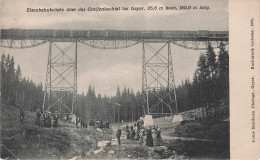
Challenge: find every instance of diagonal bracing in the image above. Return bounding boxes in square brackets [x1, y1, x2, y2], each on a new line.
[142, 41, 178, 116]
[42, 41, 77, 114]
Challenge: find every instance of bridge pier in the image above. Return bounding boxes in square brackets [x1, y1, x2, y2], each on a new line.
[42, 40, 77, 115]
[142, 41, 178, 118]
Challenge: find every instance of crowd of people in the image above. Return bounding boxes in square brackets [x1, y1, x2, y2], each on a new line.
[87, 119, 110, 129]
[76, 117, 88, 128]
[34, 109, 111, 130]
[116, 121, 162, 147]
[35, 109, 59, 128]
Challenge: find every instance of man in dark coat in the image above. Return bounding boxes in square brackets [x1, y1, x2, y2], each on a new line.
[35, 109, 41, 126]
[131, 129, 136, 140]
[76, 117, 80, 128]
[130, 126, 135, 140]
[53, 115, 58, 128]
[84, 121, 88, 128]
[43, 113, 47, 127]
[89, 120, 94, 128]
[126, 129, 130, 139]
[105, 121, 109, 128]
[156, 128, 161, 139]
[80, 119, 84, 128]
[100, 119, 103, 128]
[146, 127, 154, 147]
[126, 124, 130, 139]
[46, 113, 52, 128]
[116, 127, 122, 145]
[66, 114, 69, 121]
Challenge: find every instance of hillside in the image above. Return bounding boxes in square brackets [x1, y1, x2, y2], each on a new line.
[0, 104, 112, 159]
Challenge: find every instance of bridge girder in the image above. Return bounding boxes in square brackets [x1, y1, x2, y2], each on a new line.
[0, 39, 228, 50]
[1, 29, 228, 49]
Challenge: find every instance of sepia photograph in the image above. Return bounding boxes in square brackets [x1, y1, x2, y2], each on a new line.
[1, 0, 252, 159]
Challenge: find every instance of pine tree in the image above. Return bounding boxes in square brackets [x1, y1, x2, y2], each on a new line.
[205, 44, 217, 79]
[1, 54, 6, 100]
[217, 42, 229, 106]
[6, 56, 16, 104]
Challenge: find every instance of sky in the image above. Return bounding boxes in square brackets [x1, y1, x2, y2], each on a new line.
[0, 0, 228, 96]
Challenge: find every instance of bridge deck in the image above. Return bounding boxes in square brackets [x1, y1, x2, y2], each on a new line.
[1, 29, 228, 41]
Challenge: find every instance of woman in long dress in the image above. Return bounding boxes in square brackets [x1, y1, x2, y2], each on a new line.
[146, 127, 154, 147]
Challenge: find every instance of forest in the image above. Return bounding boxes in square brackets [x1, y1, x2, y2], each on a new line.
[1, 42, 229, 123]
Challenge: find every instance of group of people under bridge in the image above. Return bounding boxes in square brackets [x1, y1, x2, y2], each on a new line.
[35, 109, 59, 127]
[76, 118, 110, 129]
[32, 109, 162, 147]
[34, 109, 110, 129]
[116, 121, 162, 147]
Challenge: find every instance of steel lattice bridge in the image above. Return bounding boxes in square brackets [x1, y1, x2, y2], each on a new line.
[0, 29, 228, 117]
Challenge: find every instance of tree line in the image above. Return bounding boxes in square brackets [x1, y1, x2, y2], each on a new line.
[1, 54, 44, 111]
[1, 42, 228, 122]
[176, 42, 229, 119]
[76, 85, 146, 123]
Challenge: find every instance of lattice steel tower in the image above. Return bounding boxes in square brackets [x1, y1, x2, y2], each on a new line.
[142, 41, 177, 116]
[42, 40, 77, 114]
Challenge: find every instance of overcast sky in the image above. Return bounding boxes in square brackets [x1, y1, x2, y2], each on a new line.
[0, 0, 228, 96]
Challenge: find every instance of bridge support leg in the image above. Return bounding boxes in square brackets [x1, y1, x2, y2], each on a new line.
[142, 41, 178, 120]
[42, 41, 77, 115]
